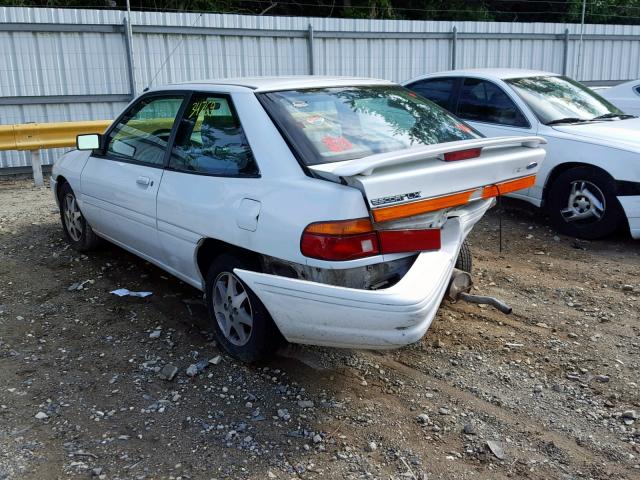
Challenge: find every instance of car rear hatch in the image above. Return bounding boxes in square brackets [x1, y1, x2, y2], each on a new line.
[309, 136, 546, 225]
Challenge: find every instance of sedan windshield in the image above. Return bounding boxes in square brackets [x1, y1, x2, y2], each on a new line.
[505, 75, 627, 125]
[258, 86, 481, 165]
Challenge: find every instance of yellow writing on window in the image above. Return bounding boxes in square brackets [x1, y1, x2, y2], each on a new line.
[188, 99, 220, 119]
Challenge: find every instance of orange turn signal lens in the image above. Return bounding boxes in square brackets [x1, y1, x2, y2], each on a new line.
[304, 218, 374, 235]
[482, 175, 536, 198]
[372, 189, 475, 223]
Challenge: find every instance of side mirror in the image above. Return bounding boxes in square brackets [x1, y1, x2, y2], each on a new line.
[76, 133, 101, 151]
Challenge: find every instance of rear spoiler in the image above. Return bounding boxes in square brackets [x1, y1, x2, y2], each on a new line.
[309, 136, 546, 178]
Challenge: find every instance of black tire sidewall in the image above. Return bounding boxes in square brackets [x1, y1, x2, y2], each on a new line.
[455, 240, 473, 274]
[547, 167, 623, 240]
[204, 253, 281, 363]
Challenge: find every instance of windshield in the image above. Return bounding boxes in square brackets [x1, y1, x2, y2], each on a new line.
[258, 85, 481, 165]
[505, 76, 625, 125]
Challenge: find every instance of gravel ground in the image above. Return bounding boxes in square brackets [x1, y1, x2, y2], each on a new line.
[0, 179, 638, 480]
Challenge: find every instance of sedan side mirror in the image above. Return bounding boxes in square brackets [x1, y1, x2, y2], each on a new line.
[76, 133, 102, 151]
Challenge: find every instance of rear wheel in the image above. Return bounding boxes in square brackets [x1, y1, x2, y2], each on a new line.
[205, 253, 283, 363]
[455, 240, 472, 273]
[546, 166, 623, 240]
[58, 182, 101, 252]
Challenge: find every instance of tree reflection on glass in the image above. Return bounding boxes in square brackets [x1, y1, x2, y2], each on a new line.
[506, 76, 623, 125]
[262, 86, 480, 165]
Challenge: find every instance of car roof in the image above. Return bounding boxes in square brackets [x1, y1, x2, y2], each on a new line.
[404, 68, 559, 84]
[166, 76, 395, 92]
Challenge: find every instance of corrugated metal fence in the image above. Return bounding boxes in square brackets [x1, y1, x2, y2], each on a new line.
[2, 6, 640, 169]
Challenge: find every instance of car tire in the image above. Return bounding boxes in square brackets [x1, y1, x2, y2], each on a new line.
[204, 253, 283, 363]
[58, 182, 101, 252]
[455, 240, 472, 274]
[546, 166, 624, 240]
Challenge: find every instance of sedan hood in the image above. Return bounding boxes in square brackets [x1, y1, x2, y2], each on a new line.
[551, 117, 640, 152]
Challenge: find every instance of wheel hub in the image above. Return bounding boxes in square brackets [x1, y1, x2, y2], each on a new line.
[212, 272, 253, 346]
[560, 180, 606, 223]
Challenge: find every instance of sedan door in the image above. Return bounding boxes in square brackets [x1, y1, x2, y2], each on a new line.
[80, 93, 186, 261]
[454, 77, 533, 136]
[452, 77, 538, 198]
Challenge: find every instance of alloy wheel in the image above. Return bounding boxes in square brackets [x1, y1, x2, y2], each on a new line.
[560, 180, 606, 223]
[63, 193, 83, 241]
[212, 272, 253, 346]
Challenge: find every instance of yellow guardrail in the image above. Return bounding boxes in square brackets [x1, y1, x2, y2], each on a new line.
[0, 118, 180, 186]
[0, 118, 181, 187]
[0, 120, 111, 151]
[0, 120, 111, 187]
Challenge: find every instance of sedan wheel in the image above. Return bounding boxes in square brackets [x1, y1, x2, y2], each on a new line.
[560, 180, 606, 224]
[547, 166, 624, 240]
[212, 272, 253, 346]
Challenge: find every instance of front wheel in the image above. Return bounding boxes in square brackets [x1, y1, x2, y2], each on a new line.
[58, 182, 101, 252]
[205, 253, 283, 363]
[546, 167, 624, 240]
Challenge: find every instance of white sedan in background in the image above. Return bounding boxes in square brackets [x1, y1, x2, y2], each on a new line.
[404, 69, 640, 240]
[51, 76, 544, 362]
[597, 79, 640, 117]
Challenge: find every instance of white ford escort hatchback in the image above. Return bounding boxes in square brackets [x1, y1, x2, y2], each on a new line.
[52, 77, 544, 362]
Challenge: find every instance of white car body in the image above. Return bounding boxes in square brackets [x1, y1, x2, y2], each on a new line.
[403, 69, 640, 239]
[51, 76, 545, 350]
[597, 79, 640, 117]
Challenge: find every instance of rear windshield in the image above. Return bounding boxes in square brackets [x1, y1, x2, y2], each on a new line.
[258, 85, 481, 165]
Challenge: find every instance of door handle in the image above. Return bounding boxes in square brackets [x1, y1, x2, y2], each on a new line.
[136, 176, 152, 186]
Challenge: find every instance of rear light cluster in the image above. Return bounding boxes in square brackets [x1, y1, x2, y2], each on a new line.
[301, 218, 441, 261]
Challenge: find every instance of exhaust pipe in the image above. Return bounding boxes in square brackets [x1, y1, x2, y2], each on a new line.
[457, 292, 512, 315]
[447, 269, 512, 315]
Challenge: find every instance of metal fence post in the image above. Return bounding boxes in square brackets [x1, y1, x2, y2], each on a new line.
[451, 26, 458, 70]
[308, 23, 315, 75]
[562, 28, 570, 76]
[122, 17, 137, 97]
[30, 150, 44, 187]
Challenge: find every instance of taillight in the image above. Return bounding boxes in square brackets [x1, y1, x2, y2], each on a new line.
[301, 218, 379, 261]
[442, 148, 482, 162]
[301, 218, 440, 261]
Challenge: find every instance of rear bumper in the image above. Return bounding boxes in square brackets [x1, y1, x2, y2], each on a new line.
[618, 195, 640, 239]
[235, 199, 491, 349]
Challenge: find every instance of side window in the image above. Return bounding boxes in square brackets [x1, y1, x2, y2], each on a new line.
[634, 85, 640, 96]
[457, 78, 528, 127]
[106, 96, 184, 166]
[407, 78, 457, 110]
[169, 94, 258, 176]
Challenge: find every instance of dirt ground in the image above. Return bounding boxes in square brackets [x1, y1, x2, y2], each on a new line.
[0, 179, 638, 480]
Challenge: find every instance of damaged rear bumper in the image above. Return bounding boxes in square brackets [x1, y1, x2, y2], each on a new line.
[235, 200, 491, 349]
